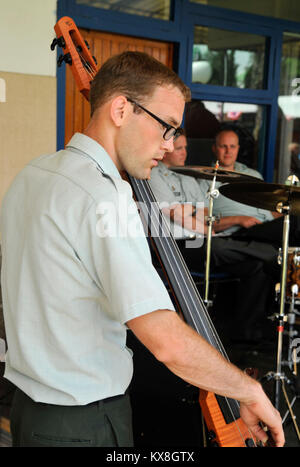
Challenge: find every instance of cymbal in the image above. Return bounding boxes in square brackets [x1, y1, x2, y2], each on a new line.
[219, 182, 300, 214]
[170, 165, 262, 183]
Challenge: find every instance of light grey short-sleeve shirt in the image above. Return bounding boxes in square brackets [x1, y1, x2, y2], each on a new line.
[149, 162, 207, 239]
[150, 161, 207, 206]
[0, 133, 174, 405]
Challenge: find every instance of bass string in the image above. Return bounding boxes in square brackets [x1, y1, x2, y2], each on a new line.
[136, 177, 228, 353]
[141, 180, 253, 445]
[76, 48, 97, 81]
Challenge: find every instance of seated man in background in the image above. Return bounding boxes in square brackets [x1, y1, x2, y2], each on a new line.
[148, 128, 208, 237]
[149, 130, 278, 345]
[209, 124, 300, 251]
[208, 125, 276, 236]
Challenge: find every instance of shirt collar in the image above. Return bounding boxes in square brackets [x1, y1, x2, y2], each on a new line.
[157, 161, 171, 175]
[66, 133, 121, 179]
[234, 161, 246, 172]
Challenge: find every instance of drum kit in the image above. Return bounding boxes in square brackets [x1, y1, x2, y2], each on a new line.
[171, 164, 300, 440]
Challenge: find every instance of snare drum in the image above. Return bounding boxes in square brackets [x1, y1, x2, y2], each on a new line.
[286, 247, 300, 298]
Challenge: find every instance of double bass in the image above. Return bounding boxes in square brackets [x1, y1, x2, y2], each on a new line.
[51, 16, 274, 447]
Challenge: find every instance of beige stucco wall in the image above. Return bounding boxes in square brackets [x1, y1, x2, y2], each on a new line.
[0, 0, 57, 208]
[0, 72, 56, 207]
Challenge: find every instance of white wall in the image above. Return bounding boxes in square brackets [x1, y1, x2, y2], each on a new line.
[0, 0, 57, 76]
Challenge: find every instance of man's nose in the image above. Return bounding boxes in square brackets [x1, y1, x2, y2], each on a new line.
[162, 137, 174, 153]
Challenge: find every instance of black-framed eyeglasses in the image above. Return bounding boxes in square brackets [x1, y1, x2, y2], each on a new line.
[127, 97, 182, 141]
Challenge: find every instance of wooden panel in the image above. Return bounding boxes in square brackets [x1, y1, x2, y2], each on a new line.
[64, 30, 174, 145]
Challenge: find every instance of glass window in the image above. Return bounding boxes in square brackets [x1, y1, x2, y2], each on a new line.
[192, 26, 266, 89]
[276, 33, 300, 183]
[75, 0, 171, 20]
[184, 99, 266, 173]
[190, 0, 300, 23]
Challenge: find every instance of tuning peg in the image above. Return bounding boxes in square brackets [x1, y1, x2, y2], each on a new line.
[57, 54, 65, 67]
[57, 53, 72, 67]
[92, 56, 97, 65]
[51, 38, 58, 50]
[64, 53, 72, 65]
[51, 36, 66, 51]
[84, 40, 90, 50]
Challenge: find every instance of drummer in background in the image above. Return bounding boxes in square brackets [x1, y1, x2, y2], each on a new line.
[208, 125, 278, 236]
[207, 125, 300, 255]
[149, 130, 278, 345]
[207, 127, 300, 283]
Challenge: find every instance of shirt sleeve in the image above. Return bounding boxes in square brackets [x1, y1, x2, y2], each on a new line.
[82, 177, 176, 324]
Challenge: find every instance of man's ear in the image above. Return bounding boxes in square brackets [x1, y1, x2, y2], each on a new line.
[110, 95, 129, 127]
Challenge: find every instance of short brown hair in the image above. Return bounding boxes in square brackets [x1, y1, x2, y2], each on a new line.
[90, 51, 191, 116]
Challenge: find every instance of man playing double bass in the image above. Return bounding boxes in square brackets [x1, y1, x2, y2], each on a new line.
[0, 51, 284, 447]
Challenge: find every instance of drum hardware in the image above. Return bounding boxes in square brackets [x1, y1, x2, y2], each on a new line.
[219, 181, 300, 215]
[264, 248, 300, 440]
[277, 248, 300, 267]
[268, 198, 293, 411]
[285, 285, 299, 375]
[170, 165, 260, 308]
[276, 250, 300, 381]
[203, 162, 220, 307]
[220, 178, 300, 440]
[170, 165, 262, 184]
[294, 255, 300, 267]
[262, 370, 300, 439]
[265, 196, 299, 439]
[266, 284, 300, 438]
[272, 283, 300, 372]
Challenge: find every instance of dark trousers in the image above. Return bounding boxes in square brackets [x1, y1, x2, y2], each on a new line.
[176, 237, 278, 341]
[10, 387, 133, 447]
[232, 216, 300, 281]
[232, 215, 300, 248]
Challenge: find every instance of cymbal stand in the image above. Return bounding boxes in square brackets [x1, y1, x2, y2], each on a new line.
[204, 162, 220, 308]
[263, 196, 300, 442]
[274, 200, 290, 410]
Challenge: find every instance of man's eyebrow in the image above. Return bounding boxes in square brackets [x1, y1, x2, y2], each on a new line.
[167, 117, 180, 127]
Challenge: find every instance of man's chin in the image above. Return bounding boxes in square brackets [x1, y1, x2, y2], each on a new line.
[129, 169, 151, 180]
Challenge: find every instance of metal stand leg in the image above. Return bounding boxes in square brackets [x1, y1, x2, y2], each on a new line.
[204, 163, 220, 308]
[274, 208, 290, 409]
[281, 379, 300, 441]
